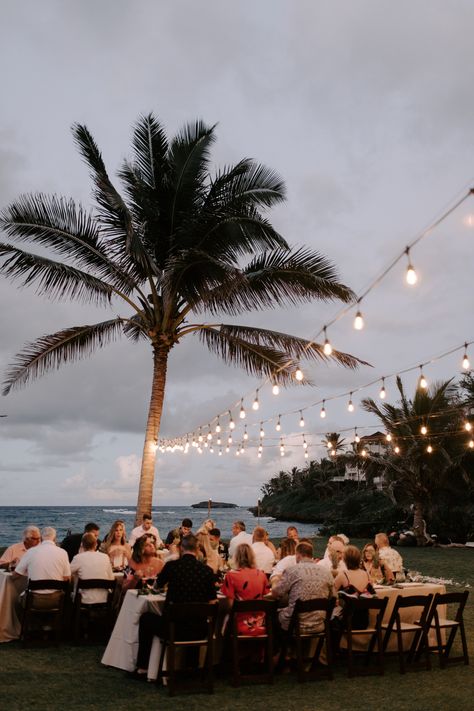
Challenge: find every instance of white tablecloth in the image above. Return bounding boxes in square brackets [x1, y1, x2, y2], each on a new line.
[0, 571, 27, 642]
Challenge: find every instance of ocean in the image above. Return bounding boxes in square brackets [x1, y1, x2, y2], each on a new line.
[0, 505, 321, 547]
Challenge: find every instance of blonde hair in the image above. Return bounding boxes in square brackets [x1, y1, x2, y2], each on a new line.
[361, 543, 381, 568]
[279, 537, 297, 559]
[375, 532, 389, 548]
[101, 520, 126, 552]
[252, 526, 266, 542]
[234, 543, 256, 569]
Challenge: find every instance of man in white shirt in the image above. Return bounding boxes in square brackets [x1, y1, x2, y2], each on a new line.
[228, 520, 253, 559]
[129, 513, 163, 548]
[317, 536, 347, 576]
[71, 533, 114, 604]
[251, 526, 275, 574]
[14, 527, 70, 609]
[0, 526, 41, 569]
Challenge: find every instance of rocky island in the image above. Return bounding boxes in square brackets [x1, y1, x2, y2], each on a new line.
[192, 501, 237, 509]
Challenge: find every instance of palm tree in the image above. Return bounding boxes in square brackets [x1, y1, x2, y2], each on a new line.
[0, 114, 365, 522]
[361, 376, 467, 544]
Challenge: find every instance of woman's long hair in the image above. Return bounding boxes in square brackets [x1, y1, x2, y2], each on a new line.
[279, 537, 297, 560]
[132, 533, 156, 563]
[234, 543, 256, 569]
[101, 520, 126, 552]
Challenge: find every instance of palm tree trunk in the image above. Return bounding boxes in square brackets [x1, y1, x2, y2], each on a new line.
[412, 501, 427, 546]
[135, 342, 170, 525]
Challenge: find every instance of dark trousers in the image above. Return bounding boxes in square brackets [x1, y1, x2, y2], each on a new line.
[137, 611, 166, 670]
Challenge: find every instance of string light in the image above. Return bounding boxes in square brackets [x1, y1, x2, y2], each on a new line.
[252, 390, 260, 411]
[347, 393, 354, 412]
[225, 445, 230, 453]
[299, 411, 305, 427]
[320, 400, 326, 418]
[276, 415, 281, 432]
[394, 445, 400, 454]
[330, 448, 337, 457]
[420, 424, 428, 435]
[229, 411, 235, 430]
[280, 438, 285, 456]
[218, 449, 222, 456]
[243, 426, 248, 441]
[418, 366, 428, 390]
[217, 436, 221, 445]
[323, 327, 332, 356]
[258, 441, 263, 453]
[465, 421, 472, 432]
[207, 426, 212, 441]
[354, 428, 360, 444]
[379, 378, 387, 400]
[303, 437, 308, 450]
[198, 428, 203, 443]
[240, 443, 245, 454]
[386, 433, 392, 442]
[239, 399, 246, 419]
[468, 440, 474, 449]
[426, 444, 433, 453]
[227, 434, 233, 445]
[272, 383, 280, 395]
[260, 423, 265, 438]
[405, 247, 418, 285]
[360, 448, 367, 457]
[295, 368, 304, 381]
[304, 451, 309, 459]
[215, 418, 221, 433]
[462, 343, 470, 370]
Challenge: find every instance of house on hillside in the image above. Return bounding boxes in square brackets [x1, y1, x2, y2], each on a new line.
[332, 431, 388, 488]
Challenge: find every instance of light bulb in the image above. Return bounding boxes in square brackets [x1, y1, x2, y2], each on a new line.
[379, 379, 386, 399]
[331, 449, 336, 457]
[354, 310, 364, 330]
[323, 328, 332, 356]
[418, 367, 428, 389]
[272, 383, 280, 395]
[299, 412, 305, 427]
[218, 449, 222, 456]
[303, 439, 308, 449]
[228, 435, 233, 444]
[204, 442, 208, 448]
[405, 248, 417, 285]
[229, 412, 235, 430]
[243, 426, 248, 441]
[260, 424, 265, 438]
[215, 420, 221, 433]
[252, 391, 260, 411]
[240, 444, 245, 454]
[207, 430, 212, 441]
[469, 440, 474, 449]
[426, 444, 433, 453]
[361, 449, 367, 457]
[420, 425, 428, 435]
[217, 437, 221, 445]
[320, 401, 326, 418]
[465, 421, 472, 432]
[225, 446, 230, 453]
[257, 452, 262, 458]
[462, 344, 470, 370]
[348, 394, 354, 412]
[236, 450, 240, 456]
[394, 445, 400, 454]
[295, 368, 304, 381]
[198, 447, 202, 454]
[304, 451, 309, 459]
[276, 416, 281, 431]
[239, 400, 246, 419]
[198, 433, 203, 443]
[386, 433, 392, 442]
[209, 446, 214, 453]
[354, 429, 360, 444]
[258, 443, 263, 453]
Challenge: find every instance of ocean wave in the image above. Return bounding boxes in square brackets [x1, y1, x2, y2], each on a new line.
[102, 509, 135, 514]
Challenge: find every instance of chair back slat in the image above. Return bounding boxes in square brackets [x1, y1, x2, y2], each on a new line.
[77, 578, 117, 591]
[232, 599, 276, 614]
[28, 579, 69, 592]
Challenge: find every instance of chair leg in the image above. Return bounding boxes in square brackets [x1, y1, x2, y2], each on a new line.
[433, 613, 445, 669]
[296, 634, 305, 683]
[167, 643, 175, 697]
[396, 621, 405, 674]
[206, 640, 214, 694]
[268, 633, 274, 685]
[376, 626, 384, 676]
[347, 629, 354, 678]
[459, 621, 469, 665]
[232, 636, 240, 687]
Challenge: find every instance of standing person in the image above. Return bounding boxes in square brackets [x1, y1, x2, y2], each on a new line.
[0, 526, 41, 570]
[374, 533, 404, 580]
[221, 543, 270, 636]
[61, 523, 100, 562]
[272, 541, 334, 635]
[100, 520, 132, 571]
[13, 527, 71, 608]
[165, 518, 193, 548]
[131, 535, 217, 679]
[251, 526, 275, 574]
[129, 514, 163, 548]
[71, 533, 114, 603]
[228, 521, 253, 560]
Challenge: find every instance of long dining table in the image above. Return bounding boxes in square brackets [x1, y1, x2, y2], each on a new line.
[0, 570, 27, 642]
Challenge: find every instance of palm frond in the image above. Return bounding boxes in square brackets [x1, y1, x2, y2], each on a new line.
[168, 120, 216, 233]
[131, 113, 169, 189]
[206, 159, 286, 210]
[2, 318, 124, 395]
[122, 313, 149, 342]
[209, 324, 368, 371]
[72, 123, 155, 281]
[198, 325, 302, 384]
[0, 243, 113, 305]
[0, 193, 136, 294]
[193, 247, 354, 315]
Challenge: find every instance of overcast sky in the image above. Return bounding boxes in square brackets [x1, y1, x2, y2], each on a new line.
[1, 0, 473, 507]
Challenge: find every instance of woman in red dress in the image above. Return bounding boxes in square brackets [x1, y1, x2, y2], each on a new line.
[221, 543, 270, 635]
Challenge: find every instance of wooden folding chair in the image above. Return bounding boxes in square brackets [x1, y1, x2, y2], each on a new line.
[73, 578, 117, 643]
[285, 597, 335, 682]
[230, 599, 276, 686]
[157, 602, 218, 696]
[381, 593, 433, 673]
[340, 594, 388, 677]
[419, 590, 469, 668]
[20, 579, 69, 646]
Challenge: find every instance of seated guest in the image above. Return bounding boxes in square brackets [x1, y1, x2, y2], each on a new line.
[374, 532, 404, 580]
[270, 537, 297, 586]
[361, 543, 393, 585]
[13, 527, 71, 609]
[0, 526, 41, 570]
[263, 530, 278, 558]
[209, 527, 228, 563]
[132, 535, 217, 679]
[100, 520, 132, 571]
[129, 513, 163, 549]
[333, 546, 375, 632]
[165, 518, 193, 548]
[318, 535, 347, 577]
[286, 526, 299, 544]
[272, 541, 334, 634]
[196, 530, 220, 574]
[71, 532, 114, 603]
[197, 519, 215, 534]
[228, 521, 253, 560]
[61, 522, 100, 562]
[123, 534, 164, 591]
[251, 526, 275, 574]
[221, 543, 270, 636]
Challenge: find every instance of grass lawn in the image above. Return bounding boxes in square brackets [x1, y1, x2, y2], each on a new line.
[0, 540, 472, 711]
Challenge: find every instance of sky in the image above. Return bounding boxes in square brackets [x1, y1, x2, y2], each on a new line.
[0, 0, 474, 507]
